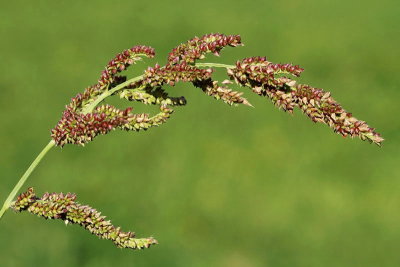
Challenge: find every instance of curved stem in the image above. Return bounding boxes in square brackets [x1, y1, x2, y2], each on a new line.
[0, 140, 55, 220]
[195, 62, 234, 69]
[81, 75, 144, 114]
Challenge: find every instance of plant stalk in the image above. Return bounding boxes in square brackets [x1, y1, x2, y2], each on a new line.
[0, 140, 55, 220]
[195, 62, 234, 69]
[81, 75, 144, 114]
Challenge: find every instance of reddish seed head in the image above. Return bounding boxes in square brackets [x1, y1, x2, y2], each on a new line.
[51, 33, 382, 148]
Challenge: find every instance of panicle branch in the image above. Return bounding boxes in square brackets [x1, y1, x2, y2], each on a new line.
[12, 188, 157, 250]
[120, 87, 187, 106]
[67, 46, 155, 114]
[99, 45, 155, 88]
[193, 79, 252, 106]
[142, 62, 213, 87]
[227, 57, 383, 145]
[167, 33, 242, 65]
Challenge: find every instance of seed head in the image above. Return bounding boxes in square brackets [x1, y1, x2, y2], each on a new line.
[51, 34, 383, 148]
[227, 57, 383, 145]
[12, 188, 157, 250]
[168, 33, 242, 65]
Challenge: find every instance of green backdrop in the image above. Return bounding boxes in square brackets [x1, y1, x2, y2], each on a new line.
[1, 0, 399, 266]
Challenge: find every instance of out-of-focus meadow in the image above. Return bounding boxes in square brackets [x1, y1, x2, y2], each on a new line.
[1, 1, 399, 266]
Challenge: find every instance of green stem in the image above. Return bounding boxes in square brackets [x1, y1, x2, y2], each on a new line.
[0, 140, 55, 220]
[195, 62, 234, 69]
[81, 75, 144, 114]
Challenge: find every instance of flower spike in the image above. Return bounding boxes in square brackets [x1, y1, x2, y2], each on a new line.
[227, 57, 383, 145]
[99, 45, 155, 88]
[12, 188, 157, 250]
[167, 33, 242, 65]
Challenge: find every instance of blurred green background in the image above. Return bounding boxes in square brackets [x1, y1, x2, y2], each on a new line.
[1, 0, 399, 266]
